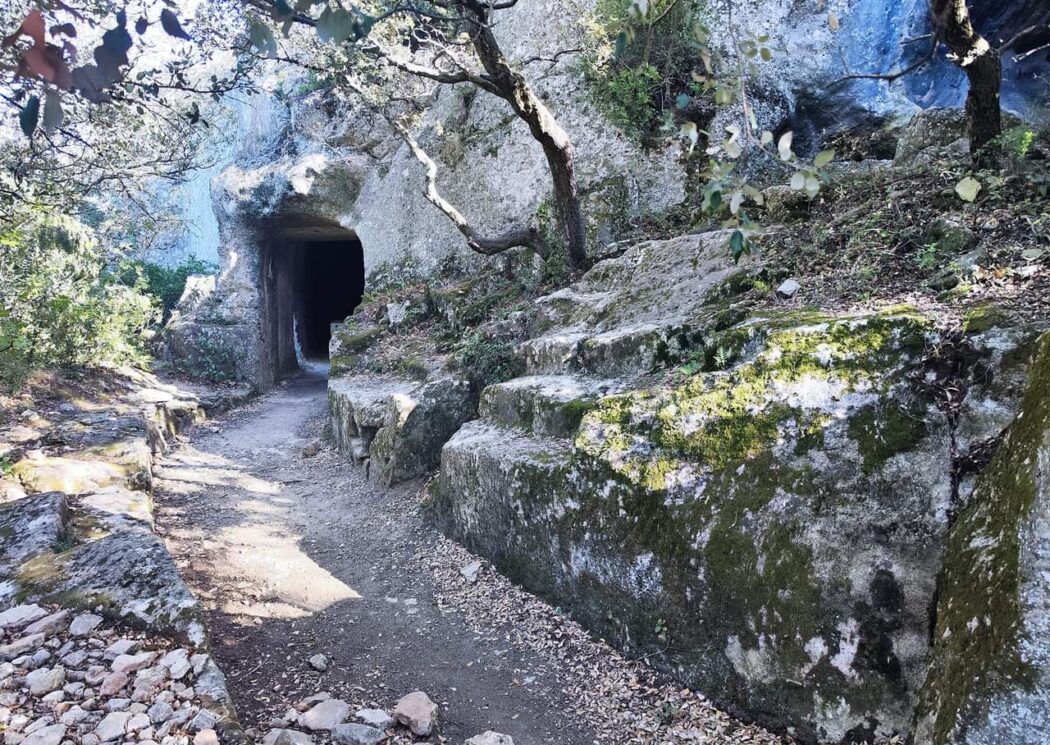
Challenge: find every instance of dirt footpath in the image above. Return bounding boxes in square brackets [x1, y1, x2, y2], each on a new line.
[154, 372, 786, 745]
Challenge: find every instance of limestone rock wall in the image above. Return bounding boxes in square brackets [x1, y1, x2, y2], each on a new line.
[427, 229, 1048, 743]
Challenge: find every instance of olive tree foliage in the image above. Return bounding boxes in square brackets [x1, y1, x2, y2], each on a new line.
[242, 0, 589, 268]
[0, 1, 254, 383]
[0, 0, 255, 225]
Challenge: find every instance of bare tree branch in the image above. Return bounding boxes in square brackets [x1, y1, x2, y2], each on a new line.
[391, 118, 548, 257]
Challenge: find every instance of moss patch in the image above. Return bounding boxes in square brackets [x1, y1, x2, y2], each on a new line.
[916, 333, 1050, 744]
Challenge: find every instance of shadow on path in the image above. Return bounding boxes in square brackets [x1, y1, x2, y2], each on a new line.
[154, 372, 596, 744]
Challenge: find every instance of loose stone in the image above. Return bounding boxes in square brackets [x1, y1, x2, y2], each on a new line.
[307, 655, 328, 673]
[0, 607, 47, 631]
[19, 724, 65, 745]
[24, 668, 65, 697]
[466, 733, 515, 745]
[331, 723, 384, 745]
[95, 711, 132, 741]
[68, 615, 103, 637]
[299, 699, 349, 731]
[392, 692, 437, 737]
[99, 672, 128, 697]
[353, 710, 393, 730]
[261, 730, 313, 745]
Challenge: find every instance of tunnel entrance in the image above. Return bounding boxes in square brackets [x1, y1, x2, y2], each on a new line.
[262, 228, 365, 380]
[295, 238, 365, 359]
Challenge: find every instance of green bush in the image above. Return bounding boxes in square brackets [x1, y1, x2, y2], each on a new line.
[456, 333, 524, 388]
[136, 257, 216, 320]
[0, 212, 158, 389]
[592, 64, 663, 142]
[584, 0, 703, 143]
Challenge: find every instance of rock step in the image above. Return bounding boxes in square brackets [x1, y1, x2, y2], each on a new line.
[0, 492, 69, 574]
[519, 322, 694, 377]
[328, 374, 476, 486]
[479, 374, 622, 438]
[432, 421, 573, 578]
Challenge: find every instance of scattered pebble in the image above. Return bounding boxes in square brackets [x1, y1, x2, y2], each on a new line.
[0, 604, 227, 745]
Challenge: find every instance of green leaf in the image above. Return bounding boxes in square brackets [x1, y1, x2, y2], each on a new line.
[676, 94, 690, 109]
[789, 172, 806, 191]
[43, 91, 63, 130]
[160, 9, 191, 40]
[613, 31, 628, 61]
[19, 95, 40, 137]
[729, 230, 746, 263]
[249, 18, 277, 56]
[273, 0, 295, 21]
[814, 148, 835, 168]
[316, 8, 355, 43]
[955, 176, 982, 203]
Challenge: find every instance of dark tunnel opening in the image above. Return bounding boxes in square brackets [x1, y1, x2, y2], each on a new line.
[295, 238, 366, 360]
[262, 230, 365, 381]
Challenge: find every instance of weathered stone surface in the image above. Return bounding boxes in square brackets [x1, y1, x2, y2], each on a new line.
[331, 723, 384, 745]
[0, 494, 68, 573]
[392, 691, 437, 737]
[9, 454, 138, 497]
[12, 532, 205, 646]
[95, 711, 132, 741]
[353, 709, 392, 730]
[24, 667, 64, 696]
[466, 732, 514, 745]
[261, 729, 313, 745]
[0, 605, 48, 630]
[20, 724, 65, 745]
[22, 611, 69, 637]
[433, 248, 1044, 745]
[530, 234, 732, 368]
[76, 487, 154, 532]
[299, 699, 349, 731]
[68, 614, 103, 637]
[914, 334, 1050, 745]
[329, 375, 476, 486]
[307, 654, 327, 673]
[0, 634, 45, 662]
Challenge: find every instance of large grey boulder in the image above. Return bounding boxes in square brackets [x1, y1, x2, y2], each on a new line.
[9, 531, 206, 647]
[0, 493, 69, 573]
[329, 374, 476, 486]
[430, 229, 1046, 743]
[914, 334, 1050, 745]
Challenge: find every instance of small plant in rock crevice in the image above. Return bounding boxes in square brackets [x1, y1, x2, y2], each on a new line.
[454, 333, 524, 389]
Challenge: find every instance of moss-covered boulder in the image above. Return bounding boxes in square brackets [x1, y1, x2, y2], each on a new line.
[433, 308, 1041, 743]
[914, 333, 1050, 745]
[329, 374, 476, 485]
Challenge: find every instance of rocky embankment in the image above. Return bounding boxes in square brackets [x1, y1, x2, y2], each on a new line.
[328, 217, 1050, 743]
[1, 604, 231, 745]
[0, 369, 251, 745]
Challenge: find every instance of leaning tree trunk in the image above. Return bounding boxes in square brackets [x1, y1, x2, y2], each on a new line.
[469, 11, 589, 269]
[930, 0, 1002, 159]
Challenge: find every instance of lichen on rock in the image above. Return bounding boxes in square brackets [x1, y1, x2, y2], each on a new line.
[915, 332, 1050, 745]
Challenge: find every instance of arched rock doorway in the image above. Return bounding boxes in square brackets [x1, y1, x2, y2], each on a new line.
[261, 225, 364, 380]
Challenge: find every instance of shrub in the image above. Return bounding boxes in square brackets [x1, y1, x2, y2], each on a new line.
[456, 333, 524, 388]
[583, 0, 704, 143]
[0, 212, 158, 389]
[136, 256, 216, 321]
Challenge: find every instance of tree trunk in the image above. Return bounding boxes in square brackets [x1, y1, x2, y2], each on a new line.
[468, 10, 589, 269]
[930, 0, 1002, 159]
